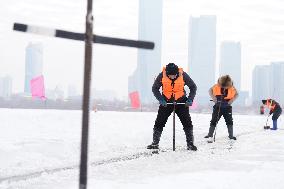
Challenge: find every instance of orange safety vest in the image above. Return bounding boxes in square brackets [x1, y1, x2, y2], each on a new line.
[265, 99, 276, 111]
[162, 67, 185, 100]
[212, 84, 236, 100]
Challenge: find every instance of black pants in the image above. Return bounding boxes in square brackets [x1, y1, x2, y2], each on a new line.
[272, 107, 282, 121]
[153, 101, 194, 144]
[210, 105, 233, 127]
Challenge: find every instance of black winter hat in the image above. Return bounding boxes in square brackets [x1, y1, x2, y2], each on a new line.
[262, 99, 272, 105]
[166, 63, 179, 75]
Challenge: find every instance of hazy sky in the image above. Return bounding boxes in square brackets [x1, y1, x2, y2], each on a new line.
[1, 0, 284, 99]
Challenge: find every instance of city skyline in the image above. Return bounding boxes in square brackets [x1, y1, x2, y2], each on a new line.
[1, 0, 284, 99]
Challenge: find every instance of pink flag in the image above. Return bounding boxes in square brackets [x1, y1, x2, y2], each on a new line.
[189, 100, 198, 110]
[129, 91, 140, 109]
[30, 75, 46, 100]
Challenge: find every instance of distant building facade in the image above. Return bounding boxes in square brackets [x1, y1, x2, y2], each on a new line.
[219, 41, 242, 90]
[188, 15, 217, 105]
[24, 42, 43, 93]
[0, 76, 12, 98]
[252, 62, 284, 105]
[269, 62, 284, 104]
[128, 0, 163, 104]
[252, 65, 270, 102]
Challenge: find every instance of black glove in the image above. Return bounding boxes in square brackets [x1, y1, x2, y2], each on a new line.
[159, 98, 167, 107]
[185, 99, 193, 107]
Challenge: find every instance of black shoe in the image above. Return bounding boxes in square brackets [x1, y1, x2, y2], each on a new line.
[147, 143, 159, 149]
[229, 136, 237, 140]
[187, 143, 197, 151]
[204, 135, 210, 138]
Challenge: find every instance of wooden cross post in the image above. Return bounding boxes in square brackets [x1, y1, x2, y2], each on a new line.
[80, 1, 93, 189]
[13, 1, 154, 189]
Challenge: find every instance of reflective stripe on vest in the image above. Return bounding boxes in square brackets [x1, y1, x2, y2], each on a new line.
[212, 84, 236, 100]
[162, 67, 185, 100]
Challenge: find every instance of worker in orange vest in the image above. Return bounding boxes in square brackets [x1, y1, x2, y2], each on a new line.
[205, 75, 239, 142]
[147, 63, 197, 151]
[262, 99, 282, 130]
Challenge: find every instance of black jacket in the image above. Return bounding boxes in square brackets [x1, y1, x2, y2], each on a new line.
[269, 100, 281, 115]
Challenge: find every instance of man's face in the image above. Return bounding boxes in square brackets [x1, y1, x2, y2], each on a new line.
[168, 74, 177, 80]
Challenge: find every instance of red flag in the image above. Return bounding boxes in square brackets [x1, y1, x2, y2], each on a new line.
[129, 91, 140, 109]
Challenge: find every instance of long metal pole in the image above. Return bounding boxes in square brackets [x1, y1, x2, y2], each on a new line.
[264, 114, 271, 129]
[79, 0, 93, 188]
[173, 102, 176, 151]
[167, 102, 185, 151]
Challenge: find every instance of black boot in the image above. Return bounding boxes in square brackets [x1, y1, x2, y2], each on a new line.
[187, 142, 197, 151]
[147, 129, 162, 149]
[227, 125, 237, 140]
[184, 127, 197, 151]
[204, 125, 215, 138]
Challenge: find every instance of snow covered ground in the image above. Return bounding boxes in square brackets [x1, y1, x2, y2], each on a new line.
[0, 108, 284, 189]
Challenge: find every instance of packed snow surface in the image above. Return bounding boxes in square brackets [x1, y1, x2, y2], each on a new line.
[0, 109, 284, 189]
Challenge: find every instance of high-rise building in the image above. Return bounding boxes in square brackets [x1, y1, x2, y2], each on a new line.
[237, 91, 249, 106]
[252, 62, 284, 105]
[24, 42, 43, 93]
[0, 76, 12, 98]
[220, 41, 242, 90]
[188, 15, 216, 105]
[128, 0, 163, 104]
[269, 62, 284, 104]
[252, 65, 271, 103]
